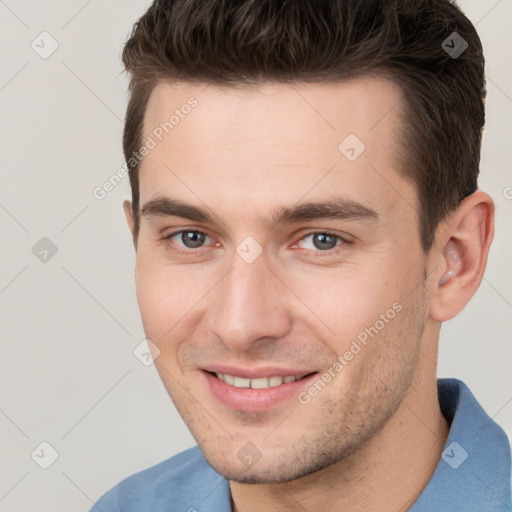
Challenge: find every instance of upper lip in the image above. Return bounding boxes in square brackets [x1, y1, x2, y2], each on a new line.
[202, 365, 318, 379]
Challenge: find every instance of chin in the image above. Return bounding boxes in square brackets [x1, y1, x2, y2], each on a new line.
[199, 439, 353, 485]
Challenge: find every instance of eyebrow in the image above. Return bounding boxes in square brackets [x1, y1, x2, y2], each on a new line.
[140, 196, 379, 227]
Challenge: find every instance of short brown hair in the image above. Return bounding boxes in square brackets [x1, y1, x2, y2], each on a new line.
[122, 0, 485, 252]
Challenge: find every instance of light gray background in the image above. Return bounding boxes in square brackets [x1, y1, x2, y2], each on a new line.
[0, 1, 511, 511]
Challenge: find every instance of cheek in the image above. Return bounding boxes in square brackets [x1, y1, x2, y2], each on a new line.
[134, 253, 204, 337]
[284, 254, 419, 357]
[288, 266, 400, 329]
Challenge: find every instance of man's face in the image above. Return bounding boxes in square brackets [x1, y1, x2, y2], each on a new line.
[127, 78, 435, 483]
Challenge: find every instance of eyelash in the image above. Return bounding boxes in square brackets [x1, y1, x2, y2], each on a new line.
[163, 229, 349, 257]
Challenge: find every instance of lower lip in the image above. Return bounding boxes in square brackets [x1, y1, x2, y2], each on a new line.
[202, 371, 318, 413]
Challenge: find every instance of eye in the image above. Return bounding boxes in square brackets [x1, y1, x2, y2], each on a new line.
[165, 230, 212, 250]
[296, 232, 345, 252]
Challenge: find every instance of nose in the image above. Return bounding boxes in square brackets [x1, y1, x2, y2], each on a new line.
[207, 251, 292, 352]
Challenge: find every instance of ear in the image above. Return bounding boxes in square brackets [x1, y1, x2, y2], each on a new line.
[123, 200, 137, 249]
[429, 190, 495, 322]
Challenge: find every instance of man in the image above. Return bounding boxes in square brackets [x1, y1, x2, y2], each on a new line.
[91, 0, 511, 510]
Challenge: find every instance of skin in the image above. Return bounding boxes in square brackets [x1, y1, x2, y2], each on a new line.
[123, 77, 494, 511]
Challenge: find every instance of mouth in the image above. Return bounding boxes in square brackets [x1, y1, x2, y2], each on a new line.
[202, 369, 319, 412]
[206, 370, 316, 389]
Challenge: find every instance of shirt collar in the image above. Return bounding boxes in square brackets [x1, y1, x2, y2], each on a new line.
[409, 378, 511, 511]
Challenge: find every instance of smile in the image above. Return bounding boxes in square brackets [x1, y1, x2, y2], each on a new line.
[203, 370, 319, 412]
[214, 372, 311, 389]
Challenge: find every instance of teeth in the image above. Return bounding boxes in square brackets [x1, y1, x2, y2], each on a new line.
[215, 373, 307, 389]
[269, 376, 284, 387]
[233, 376, 251, 388]
[223, 373, 234, 385]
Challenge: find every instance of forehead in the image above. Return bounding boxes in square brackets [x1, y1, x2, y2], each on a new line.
[143, 77, 404, 150]
[138, 78, 416, 225]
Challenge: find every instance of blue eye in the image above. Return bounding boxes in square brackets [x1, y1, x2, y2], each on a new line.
[163, 229, 348, 259]
[165, 230, 210, 249]
[298, 232, 344, 251]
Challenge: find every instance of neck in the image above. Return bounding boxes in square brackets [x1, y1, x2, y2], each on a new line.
[229, 370, 449, 512]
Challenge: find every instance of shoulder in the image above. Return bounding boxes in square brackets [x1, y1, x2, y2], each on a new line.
[90, 445, 227, 512]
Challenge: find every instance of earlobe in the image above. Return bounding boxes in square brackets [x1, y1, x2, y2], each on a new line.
[430, 191, 495, 322]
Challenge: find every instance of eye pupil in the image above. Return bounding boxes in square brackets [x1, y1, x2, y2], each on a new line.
[313, 233, 337, 250]
[182, 231, 205, 248]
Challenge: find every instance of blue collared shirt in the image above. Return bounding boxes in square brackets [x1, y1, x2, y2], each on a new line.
[91, 379, 511, 511]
